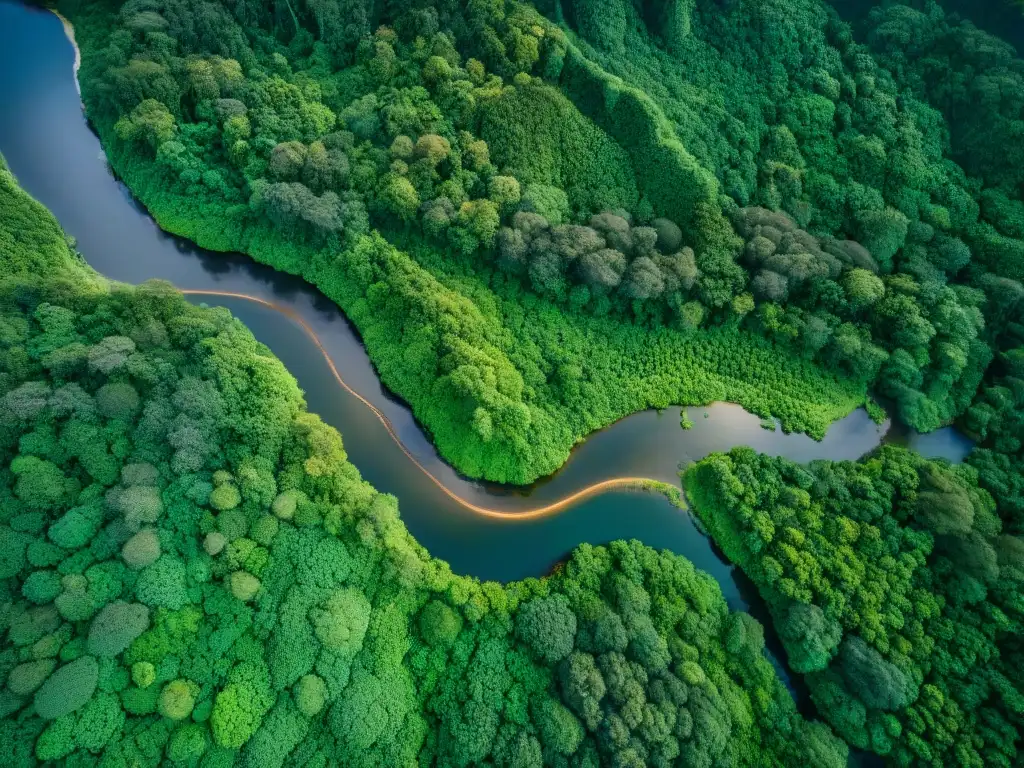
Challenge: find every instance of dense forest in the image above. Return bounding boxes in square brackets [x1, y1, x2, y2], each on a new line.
[0, 157, 847, 766]
[686, 444, 1024, 766]
[4, 0, 1024, 765]
[40, 0, 1017, 482]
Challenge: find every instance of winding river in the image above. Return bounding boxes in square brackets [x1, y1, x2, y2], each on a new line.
[0, 6, 980, 749]
[0, 1, 971, 601]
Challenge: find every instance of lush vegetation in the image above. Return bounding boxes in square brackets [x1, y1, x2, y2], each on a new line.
[4, 0, 1024, 763]
[0, 160, 849, 765]
[669, 9, 1024, 740]
[686, 442, 1024, 766]
[39, 0, 937, 484]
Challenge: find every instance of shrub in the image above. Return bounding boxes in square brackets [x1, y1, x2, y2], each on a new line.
[87, 601, 150, 657]
[34, 656, 99, 720]
[122, 528, 161, 569]
[515, 595, 577, 663]
[293, 674, 328, 717]
[158, 679, 197, 720]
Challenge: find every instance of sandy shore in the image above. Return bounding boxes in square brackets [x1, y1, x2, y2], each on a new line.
[52, 10, 81, 97]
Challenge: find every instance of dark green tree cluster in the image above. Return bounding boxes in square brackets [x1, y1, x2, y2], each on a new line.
[686, 445, 1024, 766]
[0, 162, 845, 766]
[839, 1, 1024, 591]
[861, 1, 1024, 201]
[495, 210, 702, 321]
[963, 301, 1024, 544]
[79, 0, 581, 247]
[730, 205, 987, 429]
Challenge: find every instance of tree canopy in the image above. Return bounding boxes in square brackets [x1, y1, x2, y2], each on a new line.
[6, 0, 1024, 763]
[58, 0, 1024, 482]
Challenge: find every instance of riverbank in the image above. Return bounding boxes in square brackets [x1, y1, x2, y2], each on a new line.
[52, 9, 79, 96]
[186, 288, 688, 519]
[185, 286, 972, 518]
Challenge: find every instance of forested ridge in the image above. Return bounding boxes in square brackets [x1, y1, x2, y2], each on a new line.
[0, 157, 849, 766]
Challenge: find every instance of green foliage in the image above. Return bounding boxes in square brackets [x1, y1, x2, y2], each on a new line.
[115, 99, 176, 150]
[515, 594, 577, 663]
[168, 723, 207, 762]
[131, 661, 156, 689]
[11, 0, 1024, 759]
[6, 660, 56, 697]
[229, 571, 261, 602]
[204, 531, 227, 556]
[292, 674, 327, 717]
[777, 602, 841, 674]
[135, 555, 188, 610]
[87, 601, 150, 657]
[121, 527, 161, 569]
[418, 600, 462, 648]
[95, 381, 140, 420]
[21, 569, 62, 605]
[211, 664, 272, 748]
[209, 483, 241, 511]
[11, 457, 70, 512]
[33, 656, 99, 720]
[570, 0, 627, 53]
[309, 588, 370, 651]
[64, 0, 889, 485]
[158, 679, 197, 721]
[478, 78, 639, 215]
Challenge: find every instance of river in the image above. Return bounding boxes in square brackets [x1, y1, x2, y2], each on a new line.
[0, 1, 972, 587]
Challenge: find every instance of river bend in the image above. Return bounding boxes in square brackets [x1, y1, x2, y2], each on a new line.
[0, 3, 970, 592]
